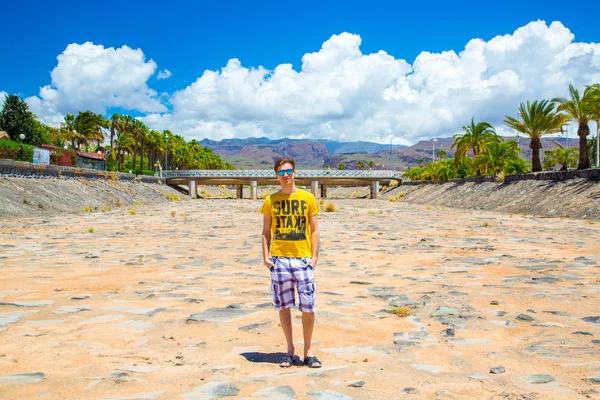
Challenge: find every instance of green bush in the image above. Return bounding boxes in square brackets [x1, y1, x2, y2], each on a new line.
[0, 139, 33, 162]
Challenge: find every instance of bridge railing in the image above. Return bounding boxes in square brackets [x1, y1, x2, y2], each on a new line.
[157, 169, 403, 180]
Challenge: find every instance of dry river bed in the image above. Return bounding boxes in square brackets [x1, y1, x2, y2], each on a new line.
[0, 199, 599, 399]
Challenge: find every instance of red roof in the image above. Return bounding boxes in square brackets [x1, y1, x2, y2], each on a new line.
[77, 151, 104, 160]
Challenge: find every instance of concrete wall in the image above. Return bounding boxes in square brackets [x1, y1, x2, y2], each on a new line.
[0, 159, 162, 184]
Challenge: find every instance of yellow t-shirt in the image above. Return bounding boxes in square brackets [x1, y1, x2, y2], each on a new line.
[260, 189, 319, 258]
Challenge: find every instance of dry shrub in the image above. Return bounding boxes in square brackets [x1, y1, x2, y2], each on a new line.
[128, 208, 137, 215]
[82, 205, 93, 213]
[166, 193, 180, 202]
[324, 202, 338, 212]
[390, 306, 411, 317]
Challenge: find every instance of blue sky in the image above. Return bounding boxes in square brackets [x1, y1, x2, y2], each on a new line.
[1, 0, 599, 144]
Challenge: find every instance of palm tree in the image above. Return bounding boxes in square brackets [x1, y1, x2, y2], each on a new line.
[368, 161, 375, 169]
[587, 84, 600, 167]
[452, 117, 500, 175]
[338, 163, 346, 170]
[436, 149, 448, 160]
[553, 84, 596, 169]
[473, 140, 522, 175]
[549, 141, 579, 171]
[504, 100, 564, 172]
[357, 161, 365, 169]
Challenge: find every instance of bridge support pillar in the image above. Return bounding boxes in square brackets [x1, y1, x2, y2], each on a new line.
[250, 180, 258, 200]
[189, 180, 197, 199]
[311, 180, 319, 198]
[320, 184, 327, 198]
[370, 181, 379, 199]
[236, 185, 243, 199]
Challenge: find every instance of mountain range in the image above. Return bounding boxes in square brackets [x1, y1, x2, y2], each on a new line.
[200, 136, 572, 170]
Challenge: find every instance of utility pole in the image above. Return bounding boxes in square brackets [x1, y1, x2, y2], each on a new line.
[389, 137, 392, 171]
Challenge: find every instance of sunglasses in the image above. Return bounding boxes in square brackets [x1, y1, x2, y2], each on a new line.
[277, 169, 294, 176]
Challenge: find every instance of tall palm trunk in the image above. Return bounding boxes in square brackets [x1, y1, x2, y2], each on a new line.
[531, 136, 542, 172]
[139, 139, 144, 172]
[578, 123, 591, 169]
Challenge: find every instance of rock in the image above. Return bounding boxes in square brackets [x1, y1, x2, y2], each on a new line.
[490, 366, 505, 374]
[101, 306, 165, 316]
[442, 328, 455, 337]
[582, 316, 600, 324]
[187, 308, 257, 323]
[0, 372, 46, 383]
[411, 364, 443, 374]
[53, 305, 91, 314]
[307, 390, 353, 400]
[402, 387, 419, 394]
[0, 300, 54, 307]
[522, 374, 554, 384]
[238, 321, 270, 331]
[0, 311, 37, 327]
[70, 294, 91, 300]
[584, 376, 600, 384]
[490, 300, 499, 305]
[250, 385, 296, 399]
[592, 340, 600, 345]
[431, 306, 459, 318]
[184, 382, 240, 398]
[349, 281, 372, 285]
[347, 380, 365, 388]
[115, 366, 161, 373]
[516, 314, 535, 322]
[116, 320, 154, 330]
[388, 295, 415, 308]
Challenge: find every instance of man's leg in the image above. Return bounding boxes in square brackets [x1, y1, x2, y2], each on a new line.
[302, 311, 315, 357]
[279, 307, 294, 357]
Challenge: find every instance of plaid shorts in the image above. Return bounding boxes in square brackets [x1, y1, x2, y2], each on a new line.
[270, 257, 316, 312]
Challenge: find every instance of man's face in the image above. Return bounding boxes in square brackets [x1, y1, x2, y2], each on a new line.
[276, 162, 295, 186]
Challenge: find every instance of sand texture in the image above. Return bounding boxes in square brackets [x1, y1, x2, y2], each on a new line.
[0, 199, 599, 399]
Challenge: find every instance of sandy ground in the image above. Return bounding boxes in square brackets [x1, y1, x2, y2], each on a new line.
[0, 199, 599, 400]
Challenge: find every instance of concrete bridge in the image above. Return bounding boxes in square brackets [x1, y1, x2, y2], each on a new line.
[159, 169, 403, 199]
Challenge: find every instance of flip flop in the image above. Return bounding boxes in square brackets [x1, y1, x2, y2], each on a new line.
[279, 354, 295, 368]
[304, 356, 322, 368]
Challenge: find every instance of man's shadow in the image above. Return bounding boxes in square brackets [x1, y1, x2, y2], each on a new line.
[240, 352, 303, 366]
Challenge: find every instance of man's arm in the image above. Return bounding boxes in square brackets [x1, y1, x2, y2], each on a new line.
[262, 214, 275, 270]
[309, 214, 319, 268]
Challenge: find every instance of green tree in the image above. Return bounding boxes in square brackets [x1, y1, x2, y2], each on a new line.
[548, 141, 579, 171]
[436, 149, 448, 160]
[553, 84, 597, 169]
[504, 100, 564, 172]
[452, 117, 500, 175]
[357, 161, 365, 169]
[368, 160, 375, 169]
[338, 163, 346, 170]
[473, 140, 522, 176]
[0, 94, 41, 145]
[74, 111, 107, 151]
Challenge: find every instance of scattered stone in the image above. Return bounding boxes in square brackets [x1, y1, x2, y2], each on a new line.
[0, 372, 46, 383]
[584, 376, 600, 384]
[411, 364, 443, 374]
[516, 314, 535, 322]
[307, 390, 353, 400]
[347, 380, 365, 388]
[592, 340, 600, 345]
[115, 366, 160, 373]
[53, 305, 91, 314]
[431, 306, 459, 318]
[490, 366, 505, 374]
[70, 294, 91, 300]
[442, 328, 455, 337]
[250, 385, 296, 399]
[101, 306, 165, 316]
[388, 295, 415, 308]
[0, 300, 54, 307]
[0, 311, 38, 327]
[582, 316, 600, 324]
[522, 374, 555, 384]
[402, 387, 419, 394]
[184, 382, 240, 398]
[186, 308, 256, 323]
[468, 373, 489, 381]
[490, 300, 499, 305]
[238, 321, 270, 331]
[349, 281, 372, 285]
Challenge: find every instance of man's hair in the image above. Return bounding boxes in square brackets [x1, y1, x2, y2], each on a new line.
[274, 157, 296, 173]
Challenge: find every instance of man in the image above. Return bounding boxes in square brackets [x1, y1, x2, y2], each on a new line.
[261, 157, 322, 368]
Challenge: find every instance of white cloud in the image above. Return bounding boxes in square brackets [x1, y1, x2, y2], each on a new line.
[142, 21, 600, 143]
[157, 69, 172, 80]
[0, 91, 7, 107]
[9, 21, 600, 142]
[25, 42, 166, 125]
